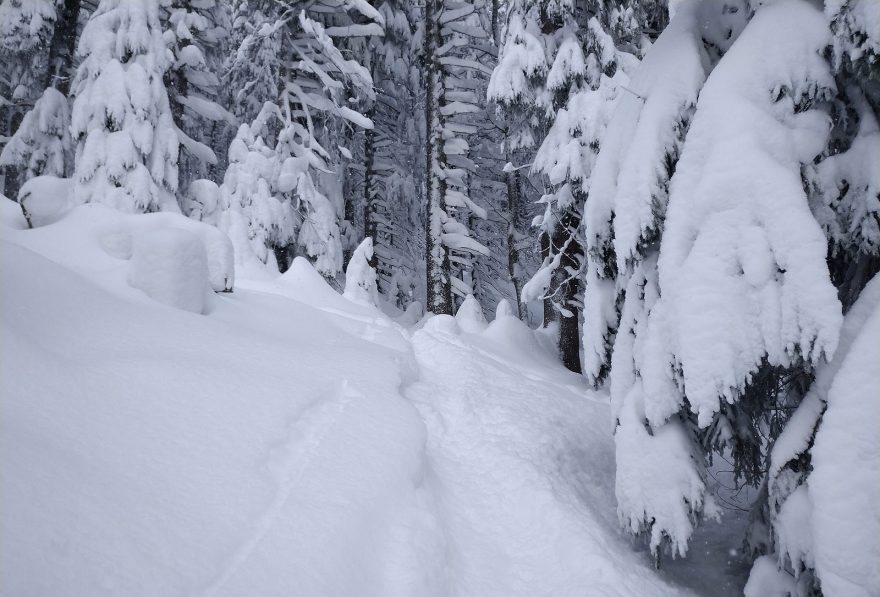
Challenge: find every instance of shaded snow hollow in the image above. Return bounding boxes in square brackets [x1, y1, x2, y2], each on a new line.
[1, 200, 708, 596]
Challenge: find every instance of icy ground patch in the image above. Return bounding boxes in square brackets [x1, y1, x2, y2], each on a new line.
[2, 201, 699, 596]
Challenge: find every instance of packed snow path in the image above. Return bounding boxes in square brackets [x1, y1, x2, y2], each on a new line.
[1, 202, 706, 596]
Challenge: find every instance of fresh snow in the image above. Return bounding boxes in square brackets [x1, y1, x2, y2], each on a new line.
[0, 199, 704, 596]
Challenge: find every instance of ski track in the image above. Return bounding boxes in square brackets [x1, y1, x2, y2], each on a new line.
[199, 382, 357, 597]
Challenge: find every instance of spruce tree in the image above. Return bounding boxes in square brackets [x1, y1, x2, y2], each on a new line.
[70, 0, 180, 212]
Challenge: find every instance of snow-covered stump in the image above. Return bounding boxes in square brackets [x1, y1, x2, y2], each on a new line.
[494, 299, 516, 320]
[128, 228, 211, 314]
[343, 238, 379, 307]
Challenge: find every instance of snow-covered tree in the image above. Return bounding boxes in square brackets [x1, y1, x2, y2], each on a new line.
[213, 107, 297, 273]
[0, 87, 71, 182]
[505, 0, 664, 371]
[0, 0, 56, 106]
[607, 0, 845, 561]
[0, 0, 59, 196]
[0, 0, 81, 196]
[422, 0, 492, 315]
[70, 0, 180, 213]
[214, 1, 380, 277]
[161, 0, 234, 194]
[747, 274, 879, 597]
[355, 0, 421, 306]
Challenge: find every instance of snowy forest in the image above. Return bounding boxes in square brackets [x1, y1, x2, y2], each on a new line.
[1, 0, 878, 595]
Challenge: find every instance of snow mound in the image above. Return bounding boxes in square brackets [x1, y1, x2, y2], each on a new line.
[128, 227, 211, 314]
[494, 298, 515, 319]
[0, 195, 28, 230]
[455, 294, 487, 333]
[17, 175, 73, 228]
[343, 237, 379, 307]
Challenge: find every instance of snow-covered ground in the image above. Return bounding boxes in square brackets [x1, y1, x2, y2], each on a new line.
[1, 199, 724, 596]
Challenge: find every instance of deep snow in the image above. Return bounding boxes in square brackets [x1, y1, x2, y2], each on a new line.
[1, 198, 726, 596]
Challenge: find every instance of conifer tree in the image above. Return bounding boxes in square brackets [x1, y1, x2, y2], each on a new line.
[70, 0, 180, 212]
[423, 0, 493, 315]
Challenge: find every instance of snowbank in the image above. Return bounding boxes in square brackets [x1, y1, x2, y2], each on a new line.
[1, 206, 698, 596]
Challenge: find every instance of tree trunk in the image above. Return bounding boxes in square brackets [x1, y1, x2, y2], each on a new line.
[44, 0, 81, 97]
[557, 211, 582, 373]
[362, 108, 377, 269]
[424, 0, 452, 315]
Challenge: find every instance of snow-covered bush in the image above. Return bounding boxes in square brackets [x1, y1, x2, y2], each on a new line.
[17, 175, 72, 228]
[70, 0, 179, 213]
[343, 237, 379, 307]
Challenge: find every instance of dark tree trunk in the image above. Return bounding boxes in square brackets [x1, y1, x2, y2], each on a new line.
[362, 108, 377, 269]
[44, 0, 81, 96]
[553, 211, 583, 374]
[424, 0, 453, 315]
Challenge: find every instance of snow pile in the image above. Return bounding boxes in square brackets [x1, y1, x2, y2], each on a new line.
[17, 175, 73, 227]
[751, 274, 880, 597]
[0, 202, 698, 597]
[343, 237, 379, 307]
[809, 279, 880, 596]
[128, 227, 211, 314]
[2, 199, 233, 302]
[454, 294, 487, 333]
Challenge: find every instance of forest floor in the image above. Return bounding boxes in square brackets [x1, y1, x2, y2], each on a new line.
[1, 197, 747, 596]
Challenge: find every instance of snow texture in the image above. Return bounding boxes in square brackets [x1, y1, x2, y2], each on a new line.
[16, 175, 73, 228]
[645, 0, 842, 428]
[1, 204, 697, 597]
[128, 227, 211, 314]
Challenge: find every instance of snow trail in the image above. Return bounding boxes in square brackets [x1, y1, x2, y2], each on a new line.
[201, 382, 358, 597]
[1, 207, 706, 596]
[404, 316, 691, 596]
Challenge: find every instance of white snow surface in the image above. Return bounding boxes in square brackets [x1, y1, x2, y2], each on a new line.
[0, 204, 697, 596]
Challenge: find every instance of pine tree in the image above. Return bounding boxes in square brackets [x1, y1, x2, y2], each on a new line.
[507, 0, 665, 372]
[69, 0, 180, 213]
[213, 0, 380, 277]
[161, 0, 234, 196]
[0, 0, 58, 197]
[743, 1, 880, 592]
[344, 0, 422, 307]
[603, 0, 855, 563]
[422, 0, 493, 316]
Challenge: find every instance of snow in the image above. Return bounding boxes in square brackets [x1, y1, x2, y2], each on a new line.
[17, 175, 73, 228]
[0, 205, 699, 597]
[454, 294, 487, 333]
[128, 227, 211, 314]
[645, 0, 842, 428]
[744, 556, 797, 597]
[343, 237, 380, 307]
[808, 276, 880, 597]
